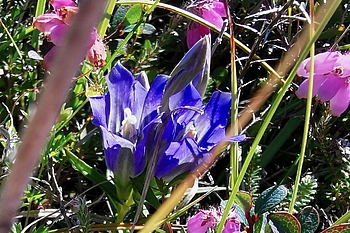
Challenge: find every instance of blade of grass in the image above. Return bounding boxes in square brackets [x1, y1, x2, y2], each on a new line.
[288, 0, 315, 214]
[32, 0, 47, 49]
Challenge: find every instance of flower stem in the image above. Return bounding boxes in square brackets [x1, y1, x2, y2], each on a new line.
[97, 0, 117, 38]
[32, 0, 47, 49]
[224, 0, 239, 189]
[288, 0, 315, 214]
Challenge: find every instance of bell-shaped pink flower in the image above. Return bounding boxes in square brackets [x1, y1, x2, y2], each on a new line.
[296, 51, 350, 116]
[186, 0, 226, 48]
[33, 0, 106, 69]
[187, 206, 241, 233]
[187, 209, 220, 233]
[87, 38, 107, 68]
[223, 212, 241, 233]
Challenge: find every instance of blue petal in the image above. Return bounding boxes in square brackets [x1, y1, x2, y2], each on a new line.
[195, 91, 231, 149]
[155, 137, 203, 179]
[140, 74, 168, 129]
[169, 83, 202, 126]
[161, 35, 211, 112]
[226, 134, 247, 142]
[106, 62, 135, 134]
[89, 94, 109, 128]
[99, 126, 134, 172]
[130, 80, 148, 131]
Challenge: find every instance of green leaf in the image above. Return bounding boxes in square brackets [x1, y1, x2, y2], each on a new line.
[233, 204, 249, 226]
[234, 191, 252, 214]
[298, 206, 319, 233]
[124, 23, 156, 35]
[321, 224, 350, 233]
[65, 149, 120, 209]
[253, 213, 267, 233]
[255, 185, 288, 214]
[111, 5, 130, 30]
[268, 212, 301, 233]
[261, 116, 303, 168]
[212, 66, 228, 85]
[130, 176, 160, 209]
[123, 4, 142, 26]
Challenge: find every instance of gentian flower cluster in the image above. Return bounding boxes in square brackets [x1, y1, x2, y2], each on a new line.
[33, 0, 106, 68]
[187, 206, 241, 233]
[186, 0, 226, 48]
[296, 51, 350, 116]
[88, 36, 245, 184]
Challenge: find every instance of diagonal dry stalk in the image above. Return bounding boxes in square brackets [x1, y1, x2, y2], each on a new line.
[0, 1, 107, 232]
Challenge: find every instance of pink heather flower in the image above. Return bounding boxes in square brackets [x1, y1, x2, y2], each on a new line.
[33, 0, 106, 68]
[187, 208, 220, 233]
[187, 207, 241, 233]
[296, 51, 350, 116]
[223, 211, 241, 233]
[186, 0, 226, 48]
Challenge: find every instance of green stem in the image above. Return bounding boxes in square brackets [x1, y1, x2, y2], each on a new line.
[32, 0, 47, 49]
[103, 0, 161, 70]
[288, 0, 315, 213]
[224, 0, 239, 188]
[216, 1, 341, 232]
[97, 0, 117, 38]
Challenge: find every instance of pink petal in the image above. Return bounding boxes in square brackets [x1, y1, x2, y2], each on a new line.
[33, 13, 62, 33]
[50, 0, 76, 11]
[87, 38, 106, 68]
[57, 6, 79, 25]
[317, 75, 345, 101]
[48, 23, 69, 46]
[333, 54, 350, 77]
[223, 219, 240, 233]
[43, 46, 58, 70]
[187, 212, 213, 233]
[212, 1, 226, 17]
[202, 7, 224, 29]
[187, 22, 210, 49]
[297, 51, 340, 77]
[296, 74, 328, 98]
[330, 84, 350, 116]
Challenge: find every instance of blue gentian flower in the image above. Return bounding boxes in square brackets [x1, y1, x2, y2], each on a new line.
[89, 62, 169, 182]
[89, 35, 245, 182]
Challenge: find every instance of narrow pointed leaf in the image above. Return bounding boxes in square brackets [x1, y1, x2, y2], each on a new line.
[298, 206, 320, 233]
[268, 212, 301, 233]
[255, 185, 288, 214]
[65, 149, 120, 207]
[130, 176, 160, 209]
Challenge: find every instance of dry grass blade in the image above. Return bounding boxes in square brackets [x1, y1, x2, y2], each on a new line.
[0, 1, 108, 232]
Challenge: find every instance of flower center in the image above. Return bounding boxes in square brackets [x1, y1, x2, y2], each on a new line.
[121, 108, 137, 139]
[185, 125, 198, 139]
[333, 66, 344, 76]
